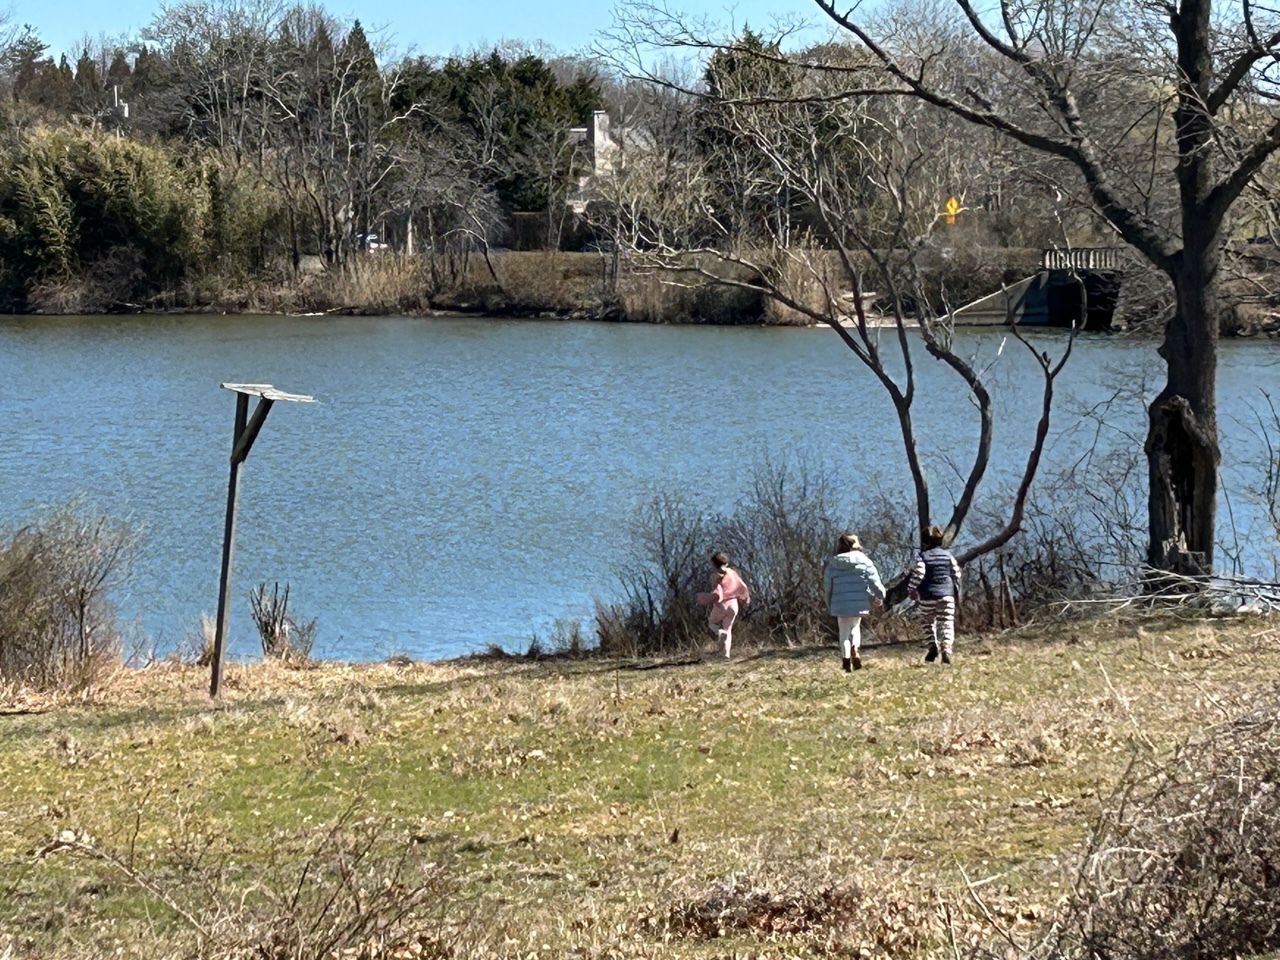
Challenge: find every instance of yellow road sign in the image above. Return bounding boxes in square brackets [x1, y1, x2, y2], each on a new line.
[943, 196, 960, 225]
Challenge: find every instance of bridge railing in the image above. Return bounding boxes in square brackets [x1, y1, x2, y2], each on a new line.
[1040, 247, 1127, 271]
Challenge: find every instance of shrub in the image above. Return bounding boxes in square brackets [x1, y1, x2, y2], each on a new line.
[0, 129, 211, 310]
[38, 808, 470, 959]
[719, 457, 862, 643]
[597, 493, 710, 657]
[248, 582, 316, 663]
[599, 455, 910, 656]
[0, 506, 134, 690]
[1057, 688, 1280, 960]
[958, 430, 1147, 629]
[691, 280, 765, 324]
[547, 617, 592, 657]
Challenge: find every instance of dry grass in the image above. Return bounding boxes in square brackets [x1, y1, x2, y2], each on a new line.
[615, 268, 698, 323]
[85, 245, 1064, 327]
[759, 250, 844, 325]
[2, 616, 1279, 958]
[314, 255, 431, 313]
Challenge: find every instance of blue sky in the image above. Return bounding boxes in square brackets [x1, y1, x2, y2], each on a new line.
[12, 0, 819, 62]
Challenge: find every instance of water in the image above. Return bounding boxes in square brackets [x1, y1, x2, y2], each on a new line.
[1, 315, 1276, 661]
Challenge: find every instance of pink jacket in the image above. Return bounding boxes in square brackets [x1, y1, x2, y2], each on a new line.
[697, 568, 751, 607]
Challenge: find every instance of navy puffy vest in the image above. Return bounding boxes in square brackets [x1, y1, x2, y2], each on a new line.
[918, 548, 956, 599]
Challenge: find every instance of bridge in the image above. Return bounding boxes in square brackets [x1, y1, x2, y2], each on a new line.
[952, 247, 1128, 330]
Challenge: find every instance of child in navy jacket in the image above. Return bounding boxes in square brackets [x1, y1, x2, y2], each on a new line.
[908, 525, 962, 664]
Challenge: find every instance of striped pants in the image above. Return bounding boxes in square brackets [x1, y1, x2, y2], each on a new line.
[919, 596, 956, 654]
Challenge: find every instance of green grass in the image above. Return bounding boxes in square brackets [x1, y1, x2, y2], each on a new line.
[2, 616, 1279, 958]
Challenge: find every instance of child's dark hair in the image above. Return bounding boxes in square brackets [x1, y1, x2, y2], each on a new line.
[836, 533, 862, 553]
[922, 525, 946, 549]
[710, 551, 730, 570]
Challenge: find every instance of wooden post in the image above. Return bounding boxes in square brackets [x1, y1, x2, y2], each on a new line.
[210, 393, 249, 698]
[209, 383, 314, 698]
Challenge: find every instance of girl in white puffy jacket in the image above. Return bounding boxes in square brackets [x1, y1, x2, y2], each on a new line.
[822, 533, 886, 672]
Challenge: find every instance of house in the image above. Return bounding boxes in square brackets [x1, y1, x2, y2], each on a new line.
[566, 110, 653, 212]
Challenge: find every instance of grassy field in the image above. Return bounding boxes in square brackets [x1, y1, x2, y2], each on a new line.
[2, 615, 1278, 958]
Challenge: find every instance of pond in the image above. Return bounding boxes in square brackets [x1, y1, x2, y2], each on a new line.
[1, 315, 1276, 661]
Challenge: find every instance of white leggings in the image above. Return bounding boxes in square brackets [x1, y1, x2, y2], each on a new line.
[709, 599, 740, 656]
[838, 616, 863, 659]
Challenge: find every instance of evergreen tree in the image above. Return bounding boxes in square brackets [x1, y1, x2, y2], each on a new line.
[27, 54, 75, 114]
[129, 45, 162, 95]
[7, 26, 48, 103]
[409, 49, 602, 213]
[339, 20, 378, 87]
[72, 48, 102, 113]
[699, 29, 802, 239]
[106, 50, 132, 89]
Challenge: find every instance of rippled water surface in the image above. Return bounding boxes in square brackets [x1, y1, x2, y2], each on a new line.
[2, 315, 1276, 661]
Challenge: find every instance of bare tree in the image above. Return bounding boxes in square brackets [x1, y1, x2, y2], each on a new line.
[396, 124, 506, 287]
[145, 0, 287, 161]
[816, 0, 1280, 578]
[614, 0, 1280, 580]
[253, 10, 416, 267]
[144, 2, 426, 269]
[390, 75, 526, 284]
[590, 46, 1076, 584]
[581, 80, 712, 261]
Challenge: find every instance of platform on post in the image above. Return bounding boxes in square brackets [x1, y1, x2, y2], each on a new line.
[210, 382, 315, 698]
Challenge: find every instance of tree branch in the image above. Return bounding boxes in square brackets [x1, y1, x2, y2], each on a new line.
[810, 0, 1177, 271]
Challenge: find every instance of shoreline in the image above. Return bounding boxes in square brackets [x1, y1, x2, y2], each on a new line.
[10, 304, 1279, 339]
[10, 239, 1280, 334]
[4, 604, 1274, 709]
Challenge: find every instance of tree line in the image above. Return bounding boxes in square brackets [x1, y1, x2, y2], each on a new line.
[0, 4, 1098, 315]
[0, 2, 611, 310]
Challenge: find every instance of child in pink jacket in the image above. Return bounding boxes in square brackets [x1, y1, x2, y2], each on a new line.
[696, 551, 751, 659]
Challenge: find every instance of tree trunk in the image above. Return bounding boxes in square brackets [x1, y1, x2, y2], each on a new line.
[1146, 0, 1221, 579]
[1146, 242, 1221, 577]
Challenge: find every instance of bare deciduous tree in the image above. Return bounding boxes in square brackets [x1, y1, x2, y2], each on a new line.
[249, 10, 419, 267]
[806, 0, 1280, 579]
[612, 0, 1280, 580]
[590, 45, 1077, 586]
[145, 0, 287, 161]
